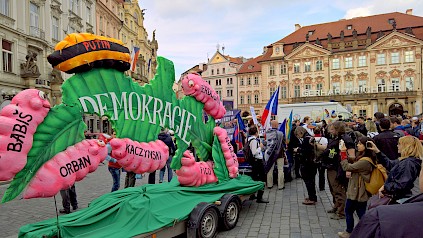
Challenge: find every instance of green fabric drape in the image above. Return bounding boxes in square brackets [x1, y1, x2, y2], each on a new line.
[19, 175, 263, 238]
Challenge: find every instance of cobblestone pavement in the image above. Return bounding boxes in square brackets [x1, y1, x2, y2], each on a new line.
[0, 165, 346, 238]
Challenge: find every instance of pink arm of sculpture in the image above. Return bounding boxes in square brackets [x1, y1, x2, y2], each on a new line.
[214, 127, 239, 178]
[181, 73, 226, 119]
[176, 150, 218, 187]
[0, 89, 50, 181]
[23, 139, 107, 199]
[110, 138, 169, 174]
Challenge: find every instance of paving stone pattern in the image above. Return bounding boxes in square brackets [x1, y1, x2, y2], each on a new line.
[0, 165, 347, 238]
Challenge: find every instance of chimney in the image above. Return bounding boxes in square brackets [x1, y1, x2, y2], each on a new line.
[406, 9, 413, 15]
[295, 24, 301, 31]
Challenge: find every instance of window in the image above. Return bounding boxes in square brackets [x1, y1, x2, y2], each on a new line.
[391, 78, 400, 91]
[332, 82, 340, 94]
[281, 86, 287, 98]
[358, 80, 367, 92]
[226, 89, 233, 97]
[217, 69, 220, 74]
[215, 79, 221, 86]
[269, 65, 275, 76]
[52, 16, 59, 40]
[240, 95, 244, 104]
[254, 77, 259, 85]
[358, 56, 366, 67]
[269, 87, 276, 97]
[247, 95, 251, 104]
[345, 81, 353, 93]
[405, 77, 414, 91]
[377, 79, 386, 92]
[216, 90, 221, 98]
[211, 69, 214, 75]
[347, 25, 352, 30]
[254, 95, 259, 104]
[391, 52, 399, 64]
[0, 0, 9, 16]
[304, 62, 311, 72]
[317, 83, 323, 92]
[405, 51, 414, 63]
[29, 2, 39, 37]
[247, 77, 251, 85]
[226, 78, 232, 85]
[2, 40, 12, 73]
[280, 64, 287, 74]
[240, 77, 244, 86]
[359, 110, 367, 118]
[344, 57, 352, 68]
[294, 63, 300, 73]
[388, 18, 395, 24]
[86, 6, 91, 24]
[377, 53, 385, 65]
[294, 85, 301, 97]
[332, 59, 340, 69]
[316, 60, 322, 71]
[99, 16, 103, 31]
[305, 84, 312, 90]
[222, 68, 226, 74]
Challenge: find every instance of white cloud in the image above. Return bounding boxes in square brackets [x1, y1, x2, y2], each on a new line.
[345, 7, 373, 19]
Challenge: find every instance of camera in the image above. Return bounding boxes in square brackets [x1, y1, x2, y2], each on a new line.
[366, 141, 372, 149]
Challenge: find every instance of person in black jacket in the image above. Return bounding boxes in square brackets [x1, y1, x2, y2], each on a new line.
[353, 116, 367, 136]
[149, 128, 176, 184]
[373, 118, 400, 160]
[367, 136, 422, 201]
[294, 126, 317, 205]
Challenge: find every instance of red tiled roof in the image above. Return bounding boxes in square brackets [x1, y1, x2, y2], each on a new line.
[277, 12, 423, 45]
[226, 56, 244, 64]
[238, 55, 263, 74]
[258, 12, 423, 62]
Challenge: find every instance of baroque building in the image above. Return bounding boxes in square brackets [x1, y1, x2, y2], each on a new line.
[0, 0, 95, 110]
[122, 0, 158, 84]
[239, 10, 423, 118]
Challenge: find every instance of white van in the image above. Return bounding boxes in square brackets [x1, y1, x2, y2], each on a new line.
[277, 102, 352, 122]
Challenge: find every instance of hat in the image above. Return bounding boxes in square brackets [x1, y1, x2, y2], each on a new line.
[412, 116, 419, 121]
[168, 130, 175, 136]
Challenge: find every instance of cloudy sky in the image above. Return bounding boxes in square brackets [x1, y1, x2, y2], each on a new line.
[139, 0, 423, 80]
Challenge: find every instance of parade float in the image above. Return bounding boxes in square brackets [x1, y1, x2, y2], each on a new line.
[0, 33, 263, 238]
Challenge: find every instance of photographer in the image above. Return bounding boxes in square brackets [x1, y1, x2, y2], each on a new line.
[294, 126, 317, 205]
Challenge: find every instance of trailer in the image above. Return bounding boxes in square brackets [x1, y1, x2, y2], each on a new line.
[277, 102, 352, 122]
[19, 176, 263, 238]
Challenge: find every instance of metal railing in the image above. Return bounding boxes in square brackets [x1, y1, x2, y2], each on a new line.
[29, 26, 45, 40]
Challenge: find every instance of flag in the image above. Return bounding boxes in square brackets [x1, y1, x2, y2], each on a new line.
[130, 47, 140, 72]
[250, 106, 258, 125]
[232, 112, 245, 149]
[147, 58, 152, 73]
[261, 87, 279, 131]
[285, 110, 293, 144]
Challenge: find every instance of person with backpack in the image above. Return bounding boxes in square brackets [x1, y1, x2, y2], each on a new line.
[367, 136, 422, 202]
[338, 137, 376, 238]
[245, 126, 269, 203]
[264, 120, 285, 190]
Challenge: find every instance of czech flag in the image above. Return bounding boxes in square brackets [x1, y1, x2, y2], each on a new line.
[261, 87, 279, 131]
[130, 47, 140, 72]
[232, 113, 246, 149]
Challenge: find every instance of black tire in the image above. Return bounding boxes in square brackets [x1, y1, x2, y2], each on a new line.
[219, 194, 241, 231]
[197, 207, 218, 238]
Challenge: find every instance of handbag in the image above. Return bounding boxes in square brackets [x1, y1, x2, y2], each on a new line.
[367, 194, 392, 210]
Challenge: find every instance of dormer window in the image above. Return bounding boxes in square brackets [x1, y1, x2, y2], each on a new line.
[275, 47, 280, 53]
[388, 18, 395, 24]
[248, 65, 254, 70]
[347, 25, 352, 30]
[308, 30, 314, 36]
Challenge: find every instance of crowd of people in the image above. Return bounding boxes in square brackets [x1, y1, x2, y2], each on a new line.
[244, 112, 423, 237]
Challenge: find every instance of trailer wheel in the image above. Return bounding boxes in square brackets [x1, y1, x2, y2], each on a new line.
[187, 202, 219, 238]
[219, 194, 241, 230]
[198, 207, 218, 238]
